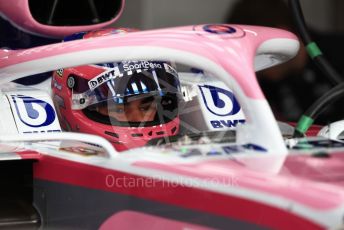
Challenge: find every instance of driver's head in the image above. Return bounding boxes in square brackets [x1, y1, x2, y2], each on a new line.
[51, 28, 183, 151]
[53, 58, 182, 151]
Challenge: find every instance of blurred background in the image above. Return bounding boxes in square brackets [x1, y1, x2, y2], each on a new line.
[113, 0, 344, 33]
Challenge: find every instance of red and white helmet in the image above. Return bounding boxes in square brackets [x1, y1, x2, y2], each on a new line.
[52, 28, 182, 151]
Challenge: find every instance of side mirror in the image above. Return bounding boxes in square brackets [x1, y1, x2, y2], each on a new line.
[0, 0, 125, 38]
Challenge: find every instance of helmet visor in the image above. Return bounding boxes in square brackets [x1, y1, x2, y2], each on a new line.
[72, 61, 181, 110]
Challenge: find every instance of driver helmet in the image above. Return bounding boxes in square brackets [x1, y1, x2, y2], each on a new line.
[52, 28, 183, 151]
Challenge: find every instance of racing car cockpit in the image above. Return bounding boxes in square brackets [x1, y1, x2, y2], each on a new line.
[0, 24, 298, 159]
[4, 1, 344, 229]
[46, 28, 247, 152]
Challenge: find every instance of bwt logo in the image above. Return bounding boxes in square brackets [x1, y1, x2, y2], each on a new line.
[12, 95, 56, 127]
[199, 85, 241, 116]
[199, 85, 245, 128]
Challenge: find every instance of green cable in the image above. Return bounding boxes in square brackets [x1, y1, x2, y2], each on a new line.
[295, 115, 314, 134]
[306, 42, 323, 59]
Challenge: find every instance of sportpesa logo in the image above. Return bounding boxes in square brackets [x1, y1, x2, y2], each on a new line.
[122, 61, 163, 72]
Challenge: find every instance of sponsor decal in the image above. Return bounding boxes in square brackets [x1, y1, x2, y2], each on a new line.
[198, 84, 245, 129]
[23, 130, 61, 134]
[199, 85, 241, 116]
[203, 24, 236, 34]
[88, 67, 122, 90]
[180, 143, 267, 158]
[11, 95, 56, 128]
[222, 144, 267, 154]
[210, 119, 245, 128]
[122, 61, 163, 72]
[88, 61, 178, 90]
[56, 68, 64, 77]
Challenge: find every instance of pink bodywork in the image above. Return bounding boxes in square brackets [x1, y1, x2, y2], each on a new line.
[0, 24, 297, 99]
[135, 154, 344, 211]
[3, 23, 340, 228]
[16, 149, 344, 229]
